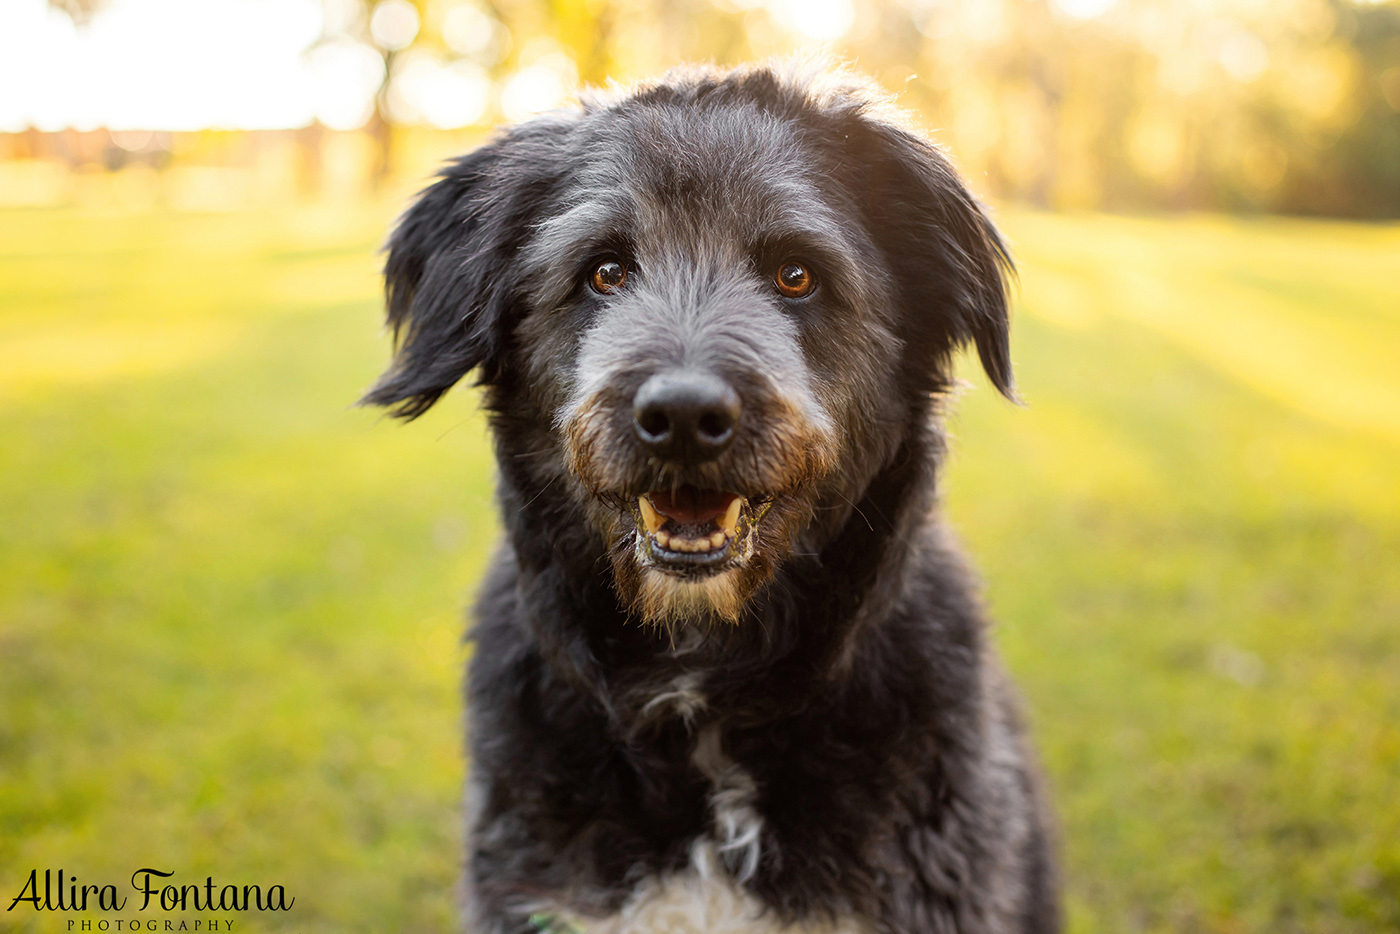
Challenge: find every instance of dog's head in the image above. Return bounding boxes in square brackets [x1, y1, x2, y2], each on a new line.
[366, 62, 1012, 627]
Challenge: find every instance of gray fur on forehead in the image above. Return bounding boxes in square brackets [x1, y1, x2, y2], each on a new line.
[583, 104, 809, 200]
[521, 91, 880, 314]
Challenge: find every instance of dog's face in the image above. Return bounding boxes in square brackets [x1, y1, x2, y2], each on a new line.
[366, 64, 1013, 627]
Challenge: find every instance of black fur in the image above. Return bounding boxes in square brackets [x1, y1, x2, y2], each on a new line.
[366, 61, 1059, 934]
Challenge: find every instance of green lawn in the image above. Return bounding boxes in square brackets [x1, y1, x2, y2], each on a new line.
[1, 202, 1397, 934]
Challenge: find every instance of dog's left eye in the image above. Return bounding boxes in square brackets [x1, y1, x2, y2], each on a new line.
[590, 260, 628, 294]
[775, 261, 815, 298]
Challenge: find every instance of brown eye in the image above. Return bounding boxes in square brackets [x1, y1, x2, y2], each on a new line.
[775, 261, 814, 298]
[590, 260, 627, 294]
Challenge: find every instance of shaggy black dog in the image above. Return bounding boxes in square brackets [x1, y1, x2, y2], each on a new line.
[365, 61, 1060, 934]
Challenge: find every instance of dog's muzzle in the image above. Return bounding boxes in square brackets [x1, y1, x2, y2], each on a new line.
[625, 371, 770, 575]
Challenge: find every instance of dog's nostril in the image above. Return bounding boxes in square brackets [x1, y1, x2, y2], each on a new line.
[697, 411, 733, 443]
[636, 408, 671, 442]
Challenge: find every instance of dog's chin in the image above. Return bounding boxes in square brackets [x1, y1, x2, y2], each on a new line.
[608, 486, 779, 626]
[635, 567, 748, 627]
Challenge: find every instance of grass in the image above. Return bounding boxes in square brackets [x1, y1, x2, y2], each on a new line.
[1, 200, 1397, 933]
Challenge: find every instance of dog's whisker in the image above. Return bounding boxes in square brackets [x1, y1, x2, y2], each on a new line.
[434, 418, 473, 442]
[518, 474, 558, 511]
[833, 490, 875, 532]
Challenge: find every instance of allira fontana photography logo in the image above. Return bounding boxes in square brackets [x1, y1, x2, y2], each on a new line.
[8, 868, 293, 930]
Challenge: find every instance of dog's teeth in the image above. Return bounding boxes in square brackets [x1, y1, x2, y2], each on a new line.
[709, 531, 725, 548]
[638, 496, 665, 534]
[655, 529, 671, 548]
[721, 497, 742, 537]
[693, 537, 712, 552]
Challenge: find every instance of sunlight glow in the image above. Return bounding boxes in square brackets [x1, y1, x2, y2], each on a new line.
[500, 65, 567, 121]
[500, 41, 577, 122]
[442, 2, 510, 63]
[767, 0, 856, 42]
[0, 0, 327, 131]
[1051, 0, 1120, 20]
[1218, 32, 1269, 82]
[388, 51, 490, 128]
[305, 38, 387, 130]
[0, 0, 502, 132]
[369, 0, 419, 51]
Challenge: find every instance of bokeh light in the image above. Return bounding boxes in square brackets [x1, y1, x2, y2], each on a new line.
[305, 36, 387, 130]
[500, 38, 578, 121]
[369, 0, 420, 51]
[388, 51, 490, 127]
[441, 1, 510, 63]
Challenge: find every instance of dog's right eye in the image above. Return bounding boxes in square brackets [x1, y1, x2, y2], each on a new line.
[590, 260, 628, 294]
[775, 261, 815, 299]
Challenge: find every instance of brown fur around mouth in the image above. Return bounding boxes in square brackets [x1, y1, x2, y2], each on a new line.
[563, 384, 837, 624]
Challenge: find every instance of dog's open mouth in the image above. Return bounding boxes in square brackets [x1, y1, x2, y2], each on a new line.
[630, 485, 767, 574]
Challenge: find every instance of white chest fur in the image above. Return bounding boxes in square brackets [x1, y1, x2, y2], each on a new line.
[549, 851, 869, 934]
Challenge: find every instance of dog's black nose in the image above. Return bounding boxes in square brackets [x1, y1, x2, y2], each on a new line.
[633, 371, 741, 462]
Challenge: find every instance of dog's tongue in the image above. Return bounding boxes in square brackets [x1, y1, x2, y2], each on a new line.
[648, 486, 736, 525]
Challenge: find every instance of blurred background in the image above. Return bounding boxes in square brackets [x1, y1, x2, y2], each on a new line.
[1, 1, 1398, 933]
[4, 0, 1400, 211]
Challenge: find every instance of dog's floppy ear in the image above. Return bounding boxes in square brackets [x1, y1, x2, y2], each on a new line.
[853, 118, 1016, 400]
[361, 118, 571, 418]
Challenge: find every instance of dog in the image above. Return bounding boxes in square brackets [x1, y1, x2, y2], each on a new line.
[364, 61, 1060, 934]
